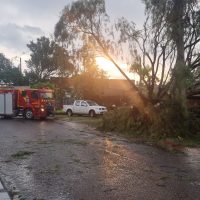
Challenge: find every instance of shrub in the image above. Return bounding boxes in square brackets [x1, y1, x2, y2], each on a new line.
[102, 106, 150, 136]
[101, 102, 200, 139]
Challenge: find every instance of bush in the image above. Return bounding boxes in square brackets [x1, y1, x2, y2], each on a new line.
[153, 101, 200, 137]
[102, 106, 150, 136]
[101, 103, 200, 139]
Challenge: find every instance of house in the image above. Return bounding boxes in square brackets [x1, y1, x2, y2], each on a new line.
[187, 83, 200, 108]
[51, 77, 136, 106]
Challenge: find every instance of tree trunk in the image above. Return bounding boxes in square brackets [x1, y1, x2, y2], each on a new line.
[171, 0, 188, 117]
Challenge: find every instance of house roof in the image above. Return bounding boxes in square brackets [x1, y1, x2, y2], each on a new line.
[52, 77, 135, 96]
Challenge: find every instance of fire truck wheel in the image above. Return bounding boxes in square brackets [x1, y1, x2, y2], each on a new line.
[25, 109, 33, 119]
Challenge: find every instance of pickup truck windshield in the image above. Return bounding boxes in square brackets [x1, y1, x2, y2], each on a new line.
[40, 92, 53, 99]
[86, 100, 98, 106]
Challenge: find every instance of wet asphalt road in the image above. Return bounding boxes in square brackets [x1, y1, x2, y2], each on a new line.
[0, 118, 200, 200]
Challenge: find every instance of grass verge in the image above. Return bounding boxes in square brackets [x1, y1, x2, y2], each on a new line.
[11, 151, 35, 159]
[55, 113, 200, 150]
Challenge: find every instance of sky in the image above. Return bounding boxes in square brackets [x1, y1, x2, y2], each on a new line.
[0, 0, 145, 78]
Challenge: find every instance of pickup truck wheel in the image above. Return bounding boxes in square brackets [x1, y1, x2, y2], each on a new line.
[25, 109, 33, 119]
[89, 110, 95, 117]
[66, 109, 73, 117]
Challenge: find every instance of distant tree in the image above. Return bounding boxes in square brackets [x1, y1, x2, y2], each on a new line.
[0, 53, 27, 85]
[26, 36, 74, 83]
[0, 53, 12, 72]
[30, 81, 55, 89]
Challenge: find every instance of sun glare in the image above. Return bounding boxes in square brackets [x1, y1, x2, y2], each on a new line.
[96, 57, 116, 71]
[96, 57, 128, 79]
[96, 56, 140, 82]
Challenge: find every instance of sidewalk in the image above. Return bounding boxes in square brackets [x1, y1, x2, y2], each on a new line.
[0, 180, 11, 200]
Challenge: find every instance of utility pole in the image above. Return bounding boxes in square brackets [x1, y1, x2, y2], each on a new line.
[19, 57, 22, 73]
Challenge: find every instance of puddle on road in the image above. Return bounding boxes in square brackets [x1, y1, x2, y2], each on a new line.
[184, 148, 200, 170]
[1, 119, 200, 200]
[182, 148, 200, 186]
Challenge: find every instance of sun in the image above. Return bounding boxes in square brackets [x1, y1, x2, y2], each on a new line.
[96, 56, 130, 79]
[96, 56, 126, 78]
[96, 56, 140, 82]
[96, 57, 116, 72]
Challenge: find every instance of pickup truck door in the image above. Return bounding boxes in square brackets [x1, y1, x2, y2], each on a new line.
[73, 100, 81, 114]
[80, 101, 88, 114]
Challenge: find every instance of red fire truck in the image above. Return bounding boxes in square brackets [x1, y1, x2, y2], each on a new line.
[0, 88, 55, 119]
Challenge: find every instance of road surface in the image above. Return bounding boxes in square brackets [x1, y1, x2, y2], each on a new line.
[0, 118, 200, 200]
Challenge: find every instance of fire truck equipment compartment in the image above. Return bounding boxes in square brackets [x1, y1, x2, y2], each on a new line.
[0, 93, 13, 115]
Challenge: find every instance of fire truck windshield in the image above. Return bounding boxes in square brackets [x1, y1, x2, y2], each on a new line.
[40, 92, 53, 99]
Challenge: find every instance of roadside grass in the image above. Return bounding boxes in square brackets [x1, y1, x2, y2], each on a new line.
[11, 151, 35, 159]
[55, 113, 200, 149]
[115, 131, 200, 150]
[180, 136, 200, 147]
[55, 109, 65, 115]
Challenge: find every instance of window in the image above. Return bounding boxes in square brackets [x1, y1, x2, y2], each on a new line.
[81, 101, 87, 107]
[40, 92, 53, 99]
[86, 100, 98, 106]
[75, 101, 80, 106]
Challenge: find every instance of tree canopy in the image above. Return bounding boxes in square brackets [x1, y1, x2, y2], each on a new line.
[26, 36, 74, 83]
[0, 53, 27, 86]
[54, 0, 152, 116]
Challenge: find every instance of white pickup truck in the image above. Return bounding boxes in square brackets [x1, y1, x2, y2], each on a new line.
[63, 100, 107, 117]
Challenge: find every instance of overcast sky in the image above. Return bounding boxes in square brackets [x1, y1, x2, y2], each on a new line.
[0, 0, 145, 77]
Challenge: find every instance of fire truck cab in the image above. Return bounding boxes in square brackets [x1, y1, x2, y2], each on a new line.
[0, 88, 55, 119]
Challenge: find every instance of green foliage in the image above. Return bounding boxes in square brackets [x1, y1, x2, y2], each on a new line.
[102, 103, 200, 139]
[54, 0, 110, 74]
[26, 36, 74, 83]
[55, 0, 107, 43]
[30, 82, 55, 89]
[151, 101, 191, 137]
[0, 53, 28, 86]
[0, 53, 12, 71]
[142, 0, 200, 116]
[102, 107, 149, 135]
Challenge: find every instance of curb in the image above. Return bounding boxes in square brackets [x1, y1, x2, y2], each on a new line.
[0, 180, 11, 200]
